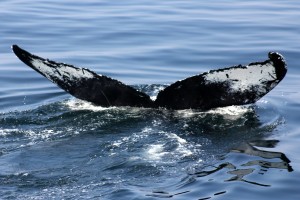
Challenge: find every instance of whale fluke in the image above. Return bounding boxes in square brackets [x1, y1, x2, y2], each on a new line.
[155, 52, 287, 109]
[12, 45, 154, 108]
[12, 45, 287, 110]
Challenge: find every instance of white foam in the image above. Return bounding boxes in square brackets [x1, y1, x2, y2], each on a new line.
[0, 129, 19, 136]
[208, 105, 252, 120]
[175, 105, 250, 118]
[149, 85, 167, 101]
[146, 144, 167, 160]
[65, 99, 112, 111]
[150, 96, 157, 101]
[207, 105, 250, 116]
[167, 133, 193, 157]
[167, 133, 187, 144]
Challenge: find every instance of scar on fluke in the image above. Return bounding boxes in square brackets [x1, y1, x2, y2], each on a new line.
[12, 45, 287, 110]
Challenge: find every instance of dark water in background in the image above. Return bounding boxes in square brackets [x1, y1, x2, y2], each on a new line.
[1, 0, 300, 199]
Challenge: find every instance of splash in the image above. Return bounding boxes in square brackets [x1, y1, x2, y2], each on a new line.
[64, 99, 114, 111]
[146, 144, 167, 160]
[174, 105, 252, 122]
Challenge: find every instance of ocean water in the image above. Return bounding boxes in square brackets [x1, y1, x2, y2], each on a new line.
[1, 0, 300, 199]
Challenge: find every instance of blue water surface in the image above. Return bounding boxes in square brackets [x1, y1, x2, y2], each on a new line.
[1, 0, 300, 199]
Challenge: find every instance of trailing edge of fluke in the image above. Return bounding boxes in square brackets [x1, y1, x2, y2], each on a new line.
[12, 45, 287, 110]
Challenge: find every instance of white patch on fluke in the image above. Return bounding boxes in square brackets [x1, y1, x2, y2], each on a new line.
[31, 59, 95, 83]
[204, 62, 277, 94]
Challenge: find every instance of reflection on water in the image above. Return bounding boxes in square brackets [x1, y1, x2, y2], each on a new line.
[234, 140, 292, 172]
[146, 139, 292, 199]
[195, 140, 291, 199]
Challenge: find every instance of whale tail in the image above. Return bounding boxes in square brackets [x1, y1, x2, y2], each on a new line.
[12, 45, 287, 110]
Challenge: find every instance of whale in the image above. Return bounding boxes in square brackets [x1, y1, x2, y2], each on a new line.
[12, 45, 287, 110]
